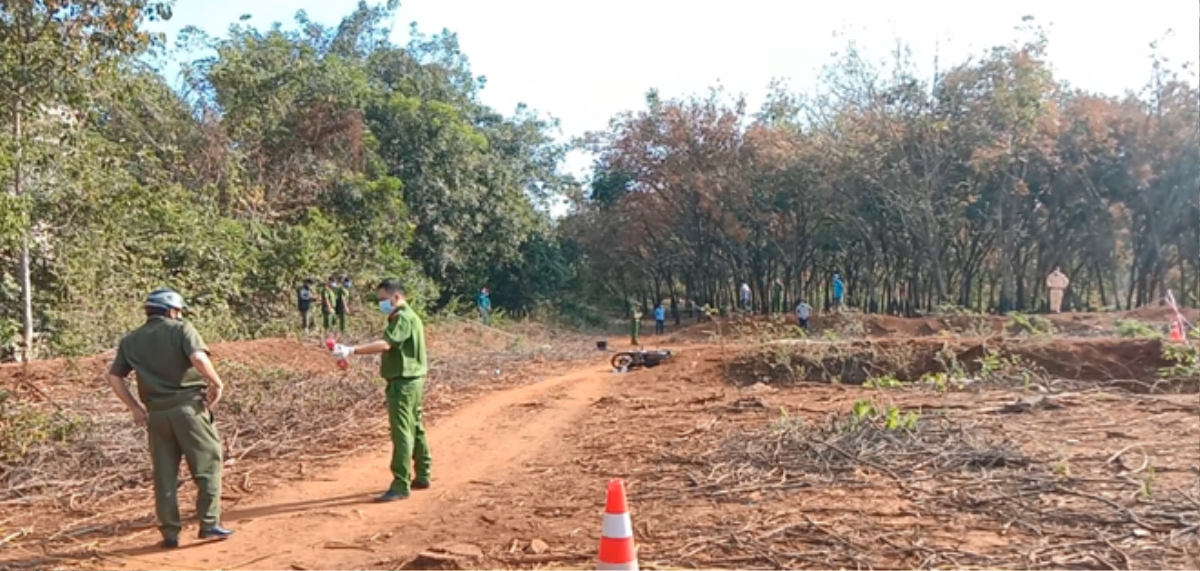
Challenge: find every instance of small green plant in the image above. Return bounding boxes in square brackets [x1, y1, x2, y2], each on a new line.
[1115, 319, 1161, 338]
[849, 399, 875, 429]
[0, 389, 90, 464]
[771, 406, 806, 435]
[883, 406, 920, 431]
[1007, 311, 1056, 336]
[976, 349, 1043, 387]
[1158, 343, 1199, 379]
[863, 374, 908, 389]
[919, 371, 964, 394]
[934, 345, 967, 379]
[978, 349, 1003, 377]
[1140, 466, 1156, 500]
[1054, 449, 1072, 478]
[847, 399, 918, 432]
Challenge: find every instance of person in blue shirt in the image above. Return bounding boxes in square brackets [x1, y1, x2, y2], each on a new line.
[475, 287, 492, 326]
[653, 303, 666, 335]
[832, 272, 845, 311]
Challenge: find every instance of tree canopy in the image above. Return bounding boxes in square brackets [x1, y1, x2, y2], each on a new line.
[0, 4, 1195, 358]
[568, 28, 1199, 319]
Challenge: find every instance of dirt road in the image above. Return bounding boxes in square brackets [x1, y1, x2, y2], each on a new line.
[99, 360, 616, 571]
[5, 318, 1196, 570]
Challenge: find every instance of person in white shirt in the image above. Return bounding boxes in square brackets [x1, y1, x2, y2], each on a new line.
[795, 301, 812, 330]
[739, 282, 751, 311]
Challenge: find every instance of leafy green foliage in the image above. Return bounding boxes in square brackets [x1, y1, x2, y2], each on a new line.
[848, 399, 919, 432]
[1115, 319, 1160, 338]
[1157, 343, 1199, 379]
[0, 389, 89, 464]
[1007, 312, 1056, 336]
[0, 2, 578, 357]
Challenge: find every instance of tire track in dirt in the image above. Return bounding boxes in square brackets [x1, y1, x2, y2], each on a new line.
[102, 360, 615, 571]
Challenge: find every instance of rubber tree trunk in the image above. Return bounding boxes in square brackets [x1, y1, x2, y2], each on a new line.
[14, 101, 34, 361]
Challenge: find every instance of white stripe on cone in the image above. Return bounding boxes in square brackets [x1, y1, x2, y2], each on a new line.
[598, 560, 638, 571]
[602, 513, 633, 539]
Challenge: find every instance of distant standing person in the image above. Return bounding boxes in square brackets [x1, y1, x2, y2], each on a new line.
[104, 289, 233, 548]
[630, 304, 642, 346]
[297, 279, 315, 331]
[795, 300, 812, 331]
[334, 276, 351, 333]
[739, 282, 752, 311]
[771, 279, 784, 314]
[1046, 267, 1069, 313]
[832, 273, 845, 311]
[476, 287, 492, 326]
[321, 276, 337, 333]
[331, 279, 431, 501]
[654, 303, 666, 335]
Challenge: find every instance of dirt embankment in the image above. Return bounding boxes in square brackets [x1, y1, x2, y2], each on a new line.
[665, 306, 1200, 342]
[729, 337, 1196, 393]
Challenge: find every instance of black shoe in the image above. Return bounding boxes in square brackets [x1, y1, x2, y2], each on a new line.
[376, 490, 410, 502]
[198, 526, 234, 540]
[161, 538, 179, 549]
[412, 480, 431, 490]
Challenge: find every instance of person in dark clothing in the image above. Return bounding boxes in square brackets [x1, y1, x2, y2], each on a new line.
[297, 279, 315, 331]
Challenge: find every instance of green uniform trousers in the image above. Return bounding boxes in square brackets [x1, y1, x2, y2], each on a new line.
[322, 310, 333, 331]
[147, 401, 222, 539]
[630, 319, 640, 345]
[336, 311, 346, 333]
[385, 377, 431, 494]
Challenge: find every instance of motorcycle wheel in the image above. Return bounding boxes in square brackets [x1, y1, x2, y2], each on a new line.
[611, 353, 635, 369]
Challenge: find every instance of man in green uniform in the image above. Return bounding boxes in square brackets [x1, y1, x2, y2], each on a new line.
[629, 304, 642, 346]
[321, 275, 337, 332]
[331, 279, 431, 502]
[334, 275, 350, 333]
[104, 289, 233, 548]
[772, 279, 784, 315]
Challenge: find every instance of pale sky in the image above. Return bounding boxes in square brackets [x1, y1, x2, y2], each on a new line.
[150, 0, 1199, 181]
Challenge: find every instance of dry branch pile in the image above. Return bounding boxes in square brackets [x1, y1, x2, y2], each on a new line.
[634, 406, 1199, 569]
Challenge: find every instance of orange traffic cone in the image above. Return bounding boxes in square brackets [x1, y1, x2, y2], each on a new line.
[1169, 319, 1184, 342]
[597, 479, 638, 571]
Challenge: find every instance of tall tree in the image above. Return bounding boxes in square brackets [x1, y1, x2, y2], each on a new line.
[0, 0, 174, 359]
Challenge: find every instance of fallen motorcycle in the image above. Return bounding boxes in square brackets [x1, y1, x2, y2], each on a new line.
[611, 349, 672, 370]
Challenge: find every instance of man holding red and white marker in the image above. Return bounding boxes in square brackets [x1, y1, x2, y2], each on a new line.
[330, 279, 431, 501]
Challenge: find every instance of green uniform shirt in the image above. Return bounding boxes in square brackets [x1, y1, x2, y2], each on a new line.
[321, 286, 336, 314]
[381, 303, 427, 380]
[109, 316, 209, 407]
[334, 286, 348, 313]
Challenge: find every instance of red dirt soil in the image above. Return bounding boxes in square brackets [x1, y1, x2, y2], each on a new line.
[1, 314, 1197, 570]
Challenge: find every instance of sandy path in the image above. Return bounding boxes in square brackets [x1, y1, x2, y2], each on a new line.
[101, 360, 615, 570]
